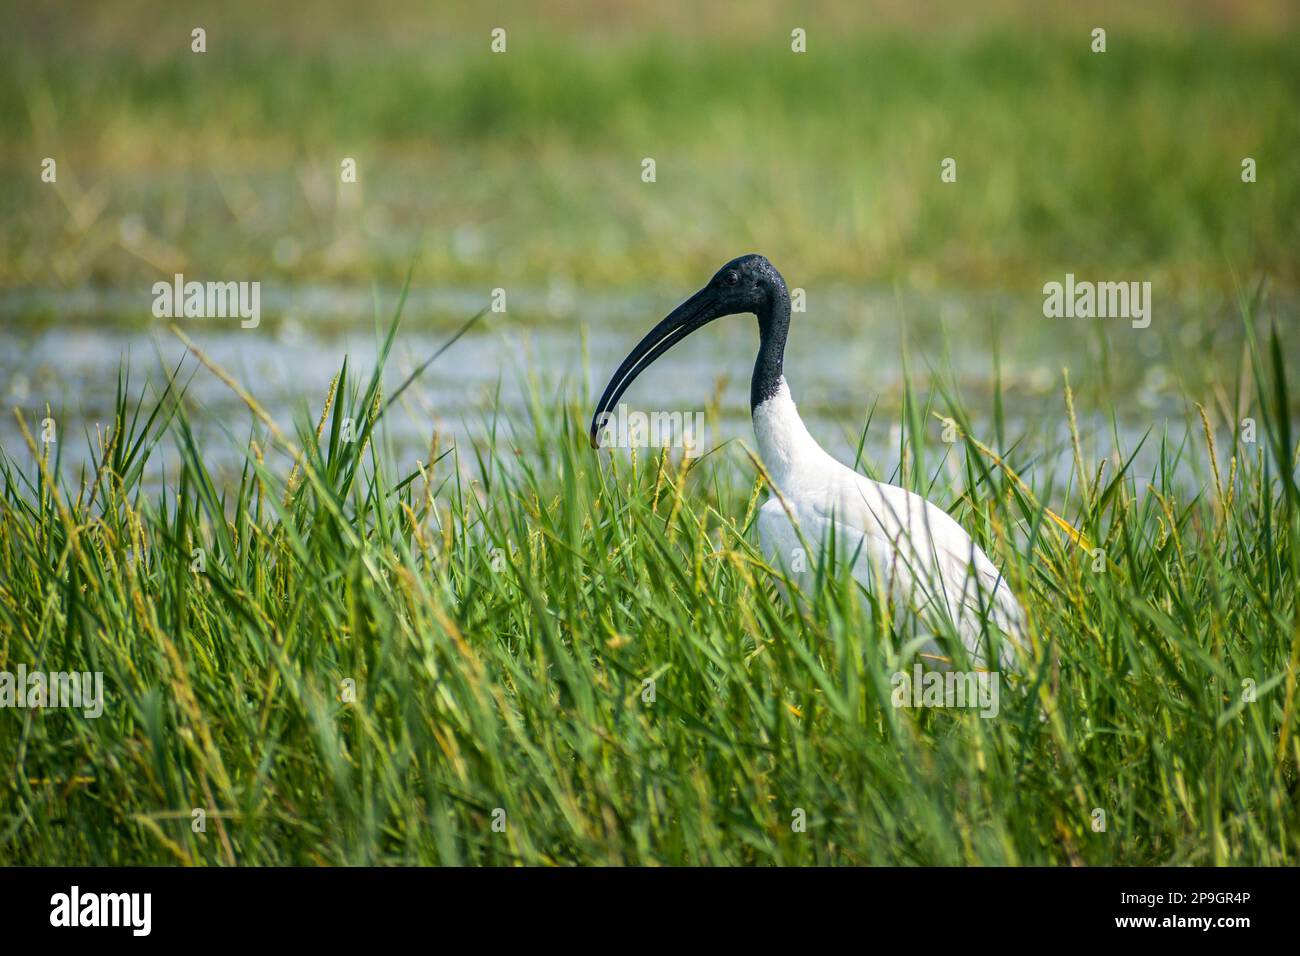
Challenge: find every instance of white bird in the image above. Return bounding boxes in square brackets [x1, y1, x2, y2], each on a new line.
[590, 255, 1026, 669]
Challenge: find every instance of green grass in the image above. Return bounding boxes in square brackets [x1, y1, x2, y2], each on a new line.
[3, 5, 1298, 294]
[2, 298, 1297, 865]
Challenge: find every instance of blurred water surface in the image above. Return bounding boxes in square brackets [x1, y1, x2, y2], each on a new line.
[2, 282, 1280, 497]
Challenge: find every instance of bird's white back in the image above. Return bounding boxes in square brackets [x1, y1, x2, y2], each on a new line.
[753, 378, 1025, 669]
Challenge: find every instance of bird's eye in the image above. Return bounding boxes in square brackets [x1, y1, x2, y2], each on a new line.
[724, 271, 740, 286]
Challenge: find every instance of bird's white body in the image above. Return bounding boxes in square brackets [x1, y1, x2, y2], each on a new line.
[588, 253, 1026, 667]
[753, 378, 1025, 669]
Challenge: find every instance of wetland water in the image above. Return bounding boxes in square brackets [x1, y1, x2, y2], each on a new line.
[0, 283, 1279, 492]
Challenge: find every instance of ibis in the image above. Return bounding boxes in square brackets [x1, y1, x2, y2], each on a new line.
[589, 255, 1026, 669]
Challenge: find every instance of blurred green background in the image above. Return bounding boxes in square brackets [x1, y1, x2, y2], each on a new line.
[1, 0, 1297, 481]
[2, 0, 1297, 297]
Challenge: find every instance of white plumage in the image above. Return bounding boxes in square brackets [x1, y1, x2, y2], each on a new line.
[753, 378, 1025, 669]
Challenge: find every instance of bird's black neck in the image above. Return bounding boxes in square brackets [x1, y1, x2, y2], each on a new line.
[750, 286, 791, 410]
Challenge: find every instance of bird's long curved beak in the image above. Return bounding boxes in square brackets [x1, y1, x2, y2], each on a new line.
[588, 287, 719, 448]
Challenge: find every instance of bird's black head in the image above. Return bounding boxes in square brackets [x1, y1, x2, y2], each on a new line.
[705, 254, 789, 324]
[588, 254, 791, 447]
